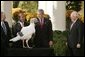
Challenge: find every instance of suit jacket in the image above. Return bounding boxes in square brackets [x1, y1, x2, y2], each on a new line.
[1, 21, 11, 56]
[67, 19, 83, 48]
[12, 21, 29, 37]
[33, 17, 53, 48]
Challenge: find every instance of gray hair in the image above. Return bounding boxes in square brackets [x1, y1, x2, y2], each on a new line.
[37, 9, 44, 14]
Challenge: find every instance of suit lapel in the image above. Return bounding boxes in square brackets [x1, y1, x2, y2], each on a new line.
[70, 20, 78, 31]
[4, 21, 7, 30]
[2, 21, 7, 35]
[1, 24, 7, 35]
[1, 26, 4, 33]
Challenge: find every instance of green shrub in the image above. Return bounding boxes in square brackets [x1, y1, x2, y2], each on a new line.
[52, 30, 68, 56]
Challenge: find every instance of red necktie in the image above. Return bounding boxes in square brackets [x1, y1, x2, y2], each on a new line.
[40, 18, 44, 29]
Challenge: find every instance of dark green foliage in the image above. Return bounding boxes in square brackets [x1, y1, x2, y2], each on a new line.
[13, 1, 20, 8]
[53, 30, 84, 56]
[52, 30, 68, 56]
[66, 1, 82, 12]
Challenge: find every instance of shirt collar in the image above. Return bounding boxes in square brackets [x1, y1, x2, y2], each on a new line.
[1, 21, 4, 26]
[72, 18, 78, 24]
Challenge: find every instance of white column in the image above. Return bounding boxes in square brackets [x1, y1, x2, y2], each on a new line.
[2, 1, 12, 27]
[52, 1, 66, 31]
[1, 1, 4, 11]
[38, 1, 47, 13]
[38, 1, 66, 31]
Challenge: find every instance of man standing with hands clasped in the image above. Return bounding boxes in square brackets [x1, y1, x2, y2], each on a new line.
[66, 11, 84, 56]
[33, 9, 53, 48]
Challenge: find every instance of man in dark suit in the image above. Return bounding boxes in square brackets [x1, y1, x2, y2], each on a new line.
[33, 9, 53, 48]
[1, 12, 11, 56]
[67, 11, 84, 56]
[12, 12, 29, 48]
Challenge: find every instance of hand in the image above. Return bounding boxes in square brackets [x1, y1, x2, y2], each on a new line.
[77, 43, 81, 48]
[49, 41, 53, 47]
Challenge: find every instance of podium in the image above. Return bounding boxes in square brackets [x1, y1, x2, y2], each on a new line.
[6, 48, 55, 56]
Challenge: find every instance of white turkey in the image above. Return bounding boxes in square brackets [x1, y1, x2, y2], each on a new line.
[9, 18, 37, 48]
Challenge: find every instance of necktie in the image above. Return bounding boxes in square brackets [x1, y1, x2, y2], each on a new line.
[40, 18, 44, 29]
[2, 22, 7, 35]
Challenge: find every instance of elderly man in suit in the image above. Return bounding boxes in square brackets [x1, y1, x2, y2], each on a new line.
[66, 11, 84, 56]
[33, 9, 53, 48]
[1, 12, 11, 56]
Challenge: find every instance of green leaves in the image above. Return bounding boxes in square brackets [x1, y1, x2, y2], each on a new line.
[13, 1, 38, 13]
[18, 1, 38, 13]
[66, 1, 82, 12]
[53, 30, 68, 56]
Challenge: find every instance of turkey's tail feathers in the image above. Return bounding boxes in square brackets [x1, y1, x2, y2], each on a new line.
[9, 36, 21, 42]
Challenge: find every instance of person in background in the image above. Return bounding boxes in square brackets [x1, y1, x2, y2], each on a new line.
[66, 11, 84, 56]
[1, 12, 11, 56]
